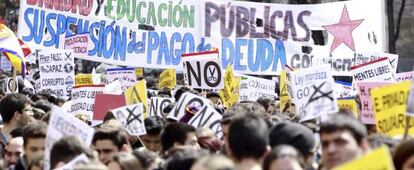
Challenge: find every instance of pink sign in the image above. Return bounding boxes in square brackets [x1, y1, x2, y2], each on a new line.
[64, 33, 89, 56]
[357, 82, 390, 124]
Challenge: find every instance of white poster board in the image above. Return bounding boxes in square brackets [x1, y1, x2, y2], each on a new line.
[70, 85, 105, 119]
[112, 104, 146, 136]
[239, 75, 277, 101]
[149, 97, 174, 118]
[106, 68, 137, 91]
[168, 93, 210, 121]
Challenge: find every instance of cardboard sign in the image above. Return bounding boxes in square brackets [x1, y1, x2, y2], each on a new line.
[106, 68, 137, 91]
[220, 65, 240, 107]
[395, 71, 414, 82]
[239, 75, 277, 101]
[334, 146, 394, 170]
[0, 55, 12, 72]
[290, 65, 338, 122]
[353, 52, 399, 75]
[124, 80, 148, 118]
[280, 70, 291, 112]
[112, 104, 146, 136]
[64, 33, 89, 56]
[44, 107, 95, 170]
[75, 74, 93, 86]
[104, 80, 123, 95]
[356, 82, 390, 124]
[183, 53, 224, 90]
[337, 98, 358, 118]
[159, 69, 176, 90]
[149, 97, 174, 118]
[333, 81, 355, 98]
[168, 93, 210, 121]
[4, 77, 18, 93]
[188, 104, 223, 138]
[351, 58, 394, 82]
[38, 49, 74, 98]
[70, 85, 105, 119]
[371, 81, 413, 137]
[93, 94, 126, 120]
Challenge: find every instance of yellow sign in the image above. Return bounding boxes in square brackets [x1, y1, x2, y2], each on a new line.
[159, 69, 176, 89]
[280, 70, 291, 112]
[0, 24, 12, 39]
[334, 146, 394, 170]
[135, 68, 144, 77]
[75, 74, 93, 86]
[337, 98, 358, 118]
[125, 80, 148, 117]
[220, 65, 240, 107]
[371, 81, 413, 137]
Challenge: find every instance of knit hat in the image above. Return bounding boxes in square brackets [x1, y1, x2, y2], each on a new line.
[269, 121, 315, 156]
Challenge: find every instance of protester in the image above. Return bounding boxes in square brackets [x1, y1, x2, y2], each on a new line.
[92, 127, 130, 164]
[263, 145, 305, 170]
[196, 127, 222, 153]
[107, 152, 143, 170]
[161, 123, 200, 156]
[3, 137, 23, 168]
[132, 149, 163, 170]
[139, 116, 165, 153]
[206, 92, 223, 108]
[393, 139, 414, 170]
[191, 154, 235, 170]
[164, 147, 209, 170]
[15, 121, 47, 170]
[50, 136, 93, 169]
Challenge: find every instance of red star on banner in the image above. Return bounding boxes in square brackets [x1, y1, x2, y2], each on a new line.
[322, 5, 364, 53]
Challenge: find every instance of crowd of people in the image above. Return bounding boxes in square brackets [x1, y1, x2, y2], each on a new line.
[0, 76, 412, 170]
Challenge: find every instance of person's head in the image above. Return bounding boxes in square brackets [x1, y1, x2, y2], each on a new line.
[31, 100, 51, 113]
[140, 116, 165, 153]
[50, 136, 93, 169]
[107, 152, 143, 170]
[320, 114, 369, 170]
[174, 87, 191, 102]
[92, 127, 129, 164]
[158, 88, 172, 98]
[257, 97, 278, 116]
[0, 93, 33, 127]
[73, 160, 108, 170]
[196, 127, 222, 153]
[269, 121, 315, 167]
[393, 139, 414, 170]
[226, 113, 270, 162]
[263, 145, 304, 170]
[191, 154, 235, 170]
[22, 121, 47, 165]
[164, 147, 209, 170]
[206, 92, 223, 108]
[4, 137, 24, 167]
[132, 149, 162, 170]
[161, 123, 199, 154]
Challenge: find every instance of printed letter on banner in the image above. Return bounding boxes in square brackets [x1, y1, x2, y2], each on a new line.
[395, 71, 414, 82]
[168, 93, 210, 121]
[188, 104, 223, 139]
[290, 65, 338, 122]
[75, 74, 93, 86]
[124, 80, 148, 118]
[44, 107, 94, 170]
[70, 85, 104, 119]
[334, 146, 394, 170]
[159, 69, 176, 90]
[38, 49, 74, 98]
[149, 97, 174, 118]
[353, 52, 399, 76]
[371, 81, 413, 137]
[112, 104, 146, 136]
[356, 82, 390, 124]
[106, 68, 137, 91]
[351, 57, 394, 82]
[239, 75, 277, 101]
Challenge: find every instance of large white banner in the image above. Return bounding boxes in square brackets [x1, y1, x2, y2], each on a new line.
[70, 85, 104, 119]
[38, 49, 74, 98]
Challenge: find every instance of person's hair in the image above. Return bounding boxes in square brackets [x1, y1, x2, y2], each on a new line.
[110, 152, 143, 170]
[161, 123, 196, 153]
[103, 111, 115, 123]
[164, 147, 209, 170]
[263, 145, 305, 170]
[22, 121, 47, 147]
[320, 114, 367, 144]
[174, 87, 191, 102]
[92, 127, 128, 149]
[0, 93, 31, 123]
[222, 102, 268, 125]
[228, 113, 269, 161]
[393, 139, 414, 170]
[144, 116, 165, 136]
[256, 96, 276, 111]
[193, 154, 235, 170]
[132, 149, 160, 170]
[158, 88, 172, 97]
[50, 136, 93, 169]
[74, 160, 108, 170]
[32, 99, 52, 113]
[206, 92, 221, 100]
[10, 128, 23, 138]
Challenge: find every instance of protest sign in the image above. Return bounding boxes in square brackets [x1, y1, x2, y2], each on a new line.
[337, 98, 358, 118]
[371, 81, 413, 137]
[407, 82, 414, 117]
[45, 107, 95, 170]
[0, 55, 12, 72]
[106, 68, 137, 91]
[93, 94, 126, 120]
[290, 65, 338, 122]
[182, 51, 224, 90]
[149, 97, 174, 117]
[188, 104, 223, 138]
[159, 69, 176, 90]
[280, 70, 291, 112]
[334, 81, 355, 98]
[202, 0, 386, 75]
[353, 52, 399, 75]
[3, 77, 18, 93]
[351, 57, 394, 82]
[104, 80, 123, 95]
[64, 33, 89, 56]
[240, 75, 277, 101]
[38, 49, 74, 98]
[135, 68, 144, 77]
[220, 65, 240, 107]
[395, 71, 414, 82]
[70, 85, 104, 119]
[125, 80, 148, 118]
[334, 146, 394, 170]
[168, 93, 210, 121]
[75, 74, 93, 86]
[112, 104, 146, 136]
[356, 82, 390, 124]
